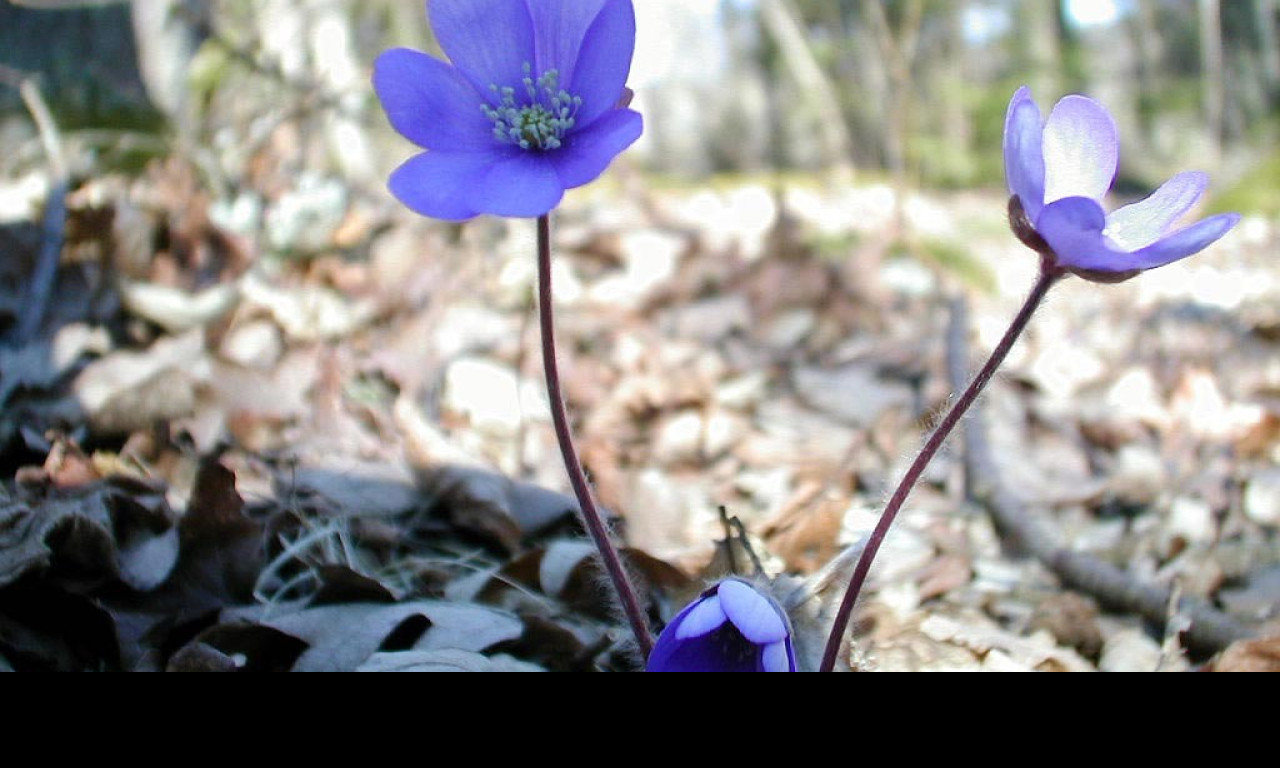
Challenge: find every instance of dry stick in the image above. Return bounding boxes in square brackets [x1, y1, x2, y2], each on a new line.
[945, 296, 1253, 657]
[536, 215, 655, 660]
[15, 78, 68, 344]
[819, 260, 1062, 673]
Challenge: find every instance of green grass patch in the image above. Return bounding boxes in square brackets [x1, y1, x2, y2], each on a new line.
[1209, 153, 1280, 219]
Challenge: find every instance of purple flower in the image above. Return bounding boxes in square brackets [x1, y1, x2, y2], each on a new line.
[1005, 86, 1240, 281]
[373, 0, 643, 221]
[647, 579, 797, 673]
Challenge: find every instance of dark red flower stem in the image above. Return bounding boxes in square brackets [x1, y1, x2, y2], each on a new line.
[537, 215, 655, 660]
[819, 259, 1065, 672]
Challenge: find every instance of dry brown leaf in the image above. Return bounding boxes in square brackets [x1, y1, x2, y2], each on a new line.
[915, 554, 973, 603]
[0, 480, 177, 592]
[415, 465, 580, 553]
[463, 540, 688, 621]
[291, 461, 420, 520]
[162, 457, 265, 612]
[762, 482, 847, 574]
[170, 622, 309, 672]
[1027, 592, 1104, 659]
[1209, 634, 1280, 672]
[0, 581, 121, 672]
[73, 329, 206, 436]
[41, 435, 100, 488]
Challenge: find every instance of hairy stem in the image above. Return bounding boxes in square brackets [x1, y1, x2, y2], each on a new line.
[537, 215, 655, 660]
[819, 260, 1063, 672]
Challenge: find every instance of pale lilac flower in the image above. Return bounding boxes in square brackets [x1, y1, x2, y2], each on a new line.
[1005, 86, 1239, 280]
[373, 0, 642, 221]
[647, 579, 797, 673]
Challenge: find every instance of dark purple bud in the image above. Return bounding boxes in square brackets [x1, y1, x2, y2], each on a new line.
[647, 578, 797, 673]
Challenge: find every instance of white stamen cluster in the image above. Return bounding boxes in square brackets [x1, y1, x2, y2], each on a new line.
[482, 64, 582, 151]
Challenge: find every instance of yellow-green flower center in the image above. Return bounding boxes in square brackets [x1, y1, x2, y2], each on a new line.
[482, 64, 582, 151]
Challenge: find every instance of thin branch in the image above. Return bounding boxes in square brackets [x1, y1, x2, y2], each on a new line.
[11, 77, 69, 344]
[946, 295, 1254, 657]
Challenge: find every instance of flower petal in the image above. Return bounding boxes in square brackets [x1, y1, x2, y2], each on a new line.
[471, 151, 566, 217]
[373, 48, 491, 151]
[718, 579, 788, 645]
[550, 108, 642, 188]
[1035, 196, 1118, 270]
[1125, 213, 1242, 271]
[526, 0, 609, 82]
[567, 0, 636, 128]
[1004, 86, 1047, 221]
[1105, 172, 1208, 251]
[1039, 197, 1239, 273]
[675, 594, 728, 640]
[1042, 95, 1119, 204]
[388, 151, 501, 221]
[761, 640, 795, 673]
[429, 0, 535, 99]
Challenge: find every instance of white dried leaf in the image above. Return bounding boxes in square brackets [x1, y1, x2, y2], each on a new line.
[357, 650, 543, 673]
[74, 329, 207, 416]
[538, 541, 597, 598]
[264, 601, 524, 672]
[118, 278, 240, 334]
[117, 526, 180, 592]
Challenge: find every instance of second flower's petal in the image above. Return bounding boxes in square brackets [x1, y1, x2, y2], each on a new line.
[567, 0, 637, 128]
[429, 0, 535, 99]
[471, 151, 566, 218]
[549, 108, 642, 188]
[1125, 213, 1242, 271]
[1004, 86, 1047, 221]
[1104, 171, 1208, 251]
[1036, 196, 1119, 271]
[389, 151, 502, 222]
[675, 594, 728, 640]
[1040, 197, 1241, 273]
[718, 580, 788, 645]
[1042, 95, 1119, 204]
[373, 48, 492, 151]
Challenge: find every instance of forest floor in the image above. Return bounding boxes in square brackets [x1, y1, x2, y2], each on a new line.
[2, 147, 1279, 671]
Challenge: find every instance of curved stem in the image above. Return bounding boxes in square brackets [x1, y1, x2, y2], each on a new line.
[537, 215, 655, 660]
[819, 262, 1064, 672]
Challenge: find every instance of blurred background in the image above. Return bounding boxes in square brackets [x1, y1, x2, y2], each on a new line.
[1, 1, 1278, 672]
[2, 0, 1278, 198]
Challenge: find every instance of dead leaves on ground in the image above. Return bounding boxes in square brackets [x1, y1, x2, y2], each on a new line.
[0, 435, 683, 671]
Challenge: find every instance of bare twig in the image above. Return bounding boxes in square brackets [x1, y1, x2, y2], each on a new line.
[946, 295, 1253, 657]
[10, 77, 69, 344]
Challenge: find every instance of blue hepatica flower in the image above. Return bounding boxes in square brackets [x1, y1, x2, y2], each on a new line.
[1005, 86, 1240, 280]
[647, 579, 797, 673]
[374, 0, 643, 221]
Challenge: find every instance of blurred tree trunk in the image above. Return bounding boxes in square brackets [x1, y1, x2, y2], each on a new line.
[1016, 0, 1063, 97]
[132, 0, 207, 140]
[256, 0, 374, 182]
[757, 0, 855, 176]
[1257, 0, 1280, 106]
[1130, 0, 1166, 123]
[1055, 0, 1086, 89]
[863, 0, 924, 234]
[937, 0, 973, 182]
[1200, 0, 1226, 153]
